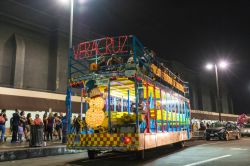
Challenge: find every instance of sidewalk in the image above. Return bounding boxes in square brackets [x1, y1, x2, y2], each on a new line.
[0, 139, 82, 162]
[0, 139, 63, 151]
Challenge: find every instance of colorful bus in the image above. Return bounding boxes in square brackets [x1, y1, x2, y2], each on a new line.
[66, 35, 191, 159]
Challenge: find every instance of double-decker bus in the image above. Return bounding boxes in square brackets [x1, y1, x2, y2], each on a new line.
[66, 35, 191, 159]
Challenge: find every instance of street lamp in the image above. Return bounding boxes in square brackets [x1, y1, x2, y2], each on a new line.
[60, 0, 88, 142]
[59, 0, 75, 142]
[58, 0, 74, 47]
[205, 60, 229, 121]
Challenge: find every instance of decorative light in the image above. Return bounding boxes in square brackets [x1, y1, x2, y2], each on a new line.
[94, 97, 105, 110]
[86, 96, 105, 128]
[124, 137, 131, 144]
[86, 108, 105, 128]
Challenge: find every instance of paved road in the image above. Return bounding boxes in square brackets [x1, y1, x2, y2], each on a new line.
[1, 138, 250, 166]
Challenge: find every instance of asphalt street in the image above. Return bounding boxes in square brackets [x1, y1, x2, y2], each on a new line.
[1, 138, 250, 166]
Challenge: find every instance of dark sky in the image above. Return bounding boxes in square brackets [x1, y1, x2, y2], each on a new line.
[20, 0, 250, 113]
[79, 0, 250, 114]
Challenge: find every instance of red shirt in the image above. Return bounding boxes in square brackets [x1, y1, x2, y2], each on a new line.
[34, 117, 42, 125]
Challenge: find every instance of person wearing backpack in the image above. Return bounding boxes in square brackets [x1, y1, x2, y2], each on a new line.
[0, 109, 7, 143]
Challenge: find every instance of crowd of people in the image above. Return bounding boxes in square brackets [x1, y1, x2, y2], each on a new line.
[0, 109, 73, 143]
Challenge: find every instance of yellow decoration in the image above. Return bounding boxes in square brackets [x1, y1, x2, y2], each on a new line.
[85, 96, 105, 129]
[86, 108, 105, 128]
[89, 87, 101, 98]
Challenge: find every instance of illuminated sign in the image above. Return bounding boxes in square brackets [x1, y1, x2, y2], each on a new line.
[74, 35, 129, 60]
[151, 64, 185, 93]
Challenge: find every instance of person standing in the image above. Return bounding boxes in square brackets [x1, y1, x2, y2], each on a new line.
[43, 112, 48, 141]
[11, 109, 20, 143]
[34, 114, 43, 125]
[0, 109, 7, 143]
[25, 113, 33, 141]
[18, 122, 24, 142]
[47, 113, 54, 141]
[54, 113, 62, 140]
[19, 111, 26, 140]
[71, 115, 77, 133]
[75, 114, 82, 134]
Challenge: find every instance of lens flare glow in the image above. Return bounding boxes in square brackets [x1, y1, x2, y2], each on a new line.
[205, 63, 213, 70]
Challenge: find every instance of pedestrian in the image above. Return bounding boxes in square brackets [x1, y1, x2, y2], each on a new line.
[18, 122, 24, 142]
[75, 114, 82, 134]
[34, 114, 43, 125]
[43, 112, 48, 141]
[61, 114, 67, 143]
[47, 113, 54, 141]
[0, 109, 8, 143]
[19, 111, 27, 139]
[71, 115, 77, 133]
[11, 109, 20, 143]
[25, 113, 33, 141]
[54, 113, 62, 140]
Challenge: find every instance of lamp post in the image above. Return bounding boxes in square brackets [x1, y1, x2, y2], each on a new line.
[205, 60, 228, 121]
[59, 0, 75, 143]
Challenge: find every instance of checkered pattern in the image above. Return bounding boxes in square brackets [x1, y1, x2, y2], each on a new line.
[67, 134, 76, 147]
[67, 133, 139, 149]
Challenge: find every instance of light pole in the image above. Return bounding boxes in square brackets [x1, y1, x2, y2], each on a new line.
[60, 0, 87, 143]
[59, 0, 75, 143]
[205, 60, 228, 121]
[69, 0, 74, 48]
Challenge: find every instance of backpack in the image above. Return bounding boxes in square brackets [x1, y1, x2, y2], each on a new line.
[0, 115, 5, 124]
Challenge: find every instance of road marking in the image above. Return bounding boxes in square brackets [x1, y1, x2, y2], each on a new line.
[231, 148, 248, 151]
[183, 155, 231, 166]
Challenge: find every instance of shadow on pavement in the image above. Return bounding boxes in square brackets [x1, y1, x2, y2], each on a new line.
[67, 145, 188, 166]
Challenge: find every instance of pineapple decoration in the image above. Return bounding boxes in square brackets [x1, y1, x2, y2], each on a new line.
[85, 86, 105, 129]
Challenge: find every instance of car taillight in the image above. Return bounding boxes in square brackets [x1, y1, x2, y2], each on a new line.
[124, 137, 131, 144]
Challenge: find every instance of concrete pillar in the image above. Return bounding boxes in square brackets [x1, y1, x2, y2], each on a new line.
[14, 34, 25, 88]
[47, 32, 58, 91]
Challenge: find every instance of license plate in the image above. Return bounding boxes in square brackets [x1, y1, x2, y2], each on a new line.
[210, 134, 214, 136]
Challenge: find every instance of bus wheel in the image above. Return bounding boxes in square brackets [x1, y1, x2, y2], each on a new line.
[173, 141, 185, 148]
[87, 150, 98, 159]
[135, 150, 145, 159]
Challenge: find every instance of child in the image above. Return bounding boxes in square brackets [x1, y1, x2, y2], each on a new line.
[18, 123, 24, 142]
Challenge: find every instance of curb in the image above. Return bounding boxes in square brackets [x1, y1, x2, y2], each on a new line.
[0, 146, 84, 162]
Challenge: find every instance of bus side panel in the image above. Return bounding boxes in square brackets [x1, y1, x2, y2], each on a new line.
[67, 133, 140, 151]
[138, 131, 189, 150]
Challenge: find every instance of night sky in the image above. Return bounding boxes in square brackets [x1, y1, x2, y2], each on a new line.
[20, 0, 250, 114]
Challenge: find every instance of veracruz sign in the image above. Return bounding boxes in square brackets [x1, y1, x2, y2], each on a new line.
[73, 35, 129, 60]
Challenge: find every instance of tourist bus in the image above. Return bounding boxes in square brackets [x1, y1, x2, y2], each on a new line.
[66, 35, 191, 159]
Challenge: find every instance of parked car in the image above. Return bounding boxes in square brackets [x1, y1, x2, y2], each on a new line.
[240, 124, 250, 137]
[205, 122, 240, 141]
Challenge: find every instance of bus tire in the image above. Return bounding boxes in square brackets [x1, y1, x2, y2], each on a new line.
[173, 141, 185, 148]
[87, 150, 98, 159]
[135, 150, 145, 159]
